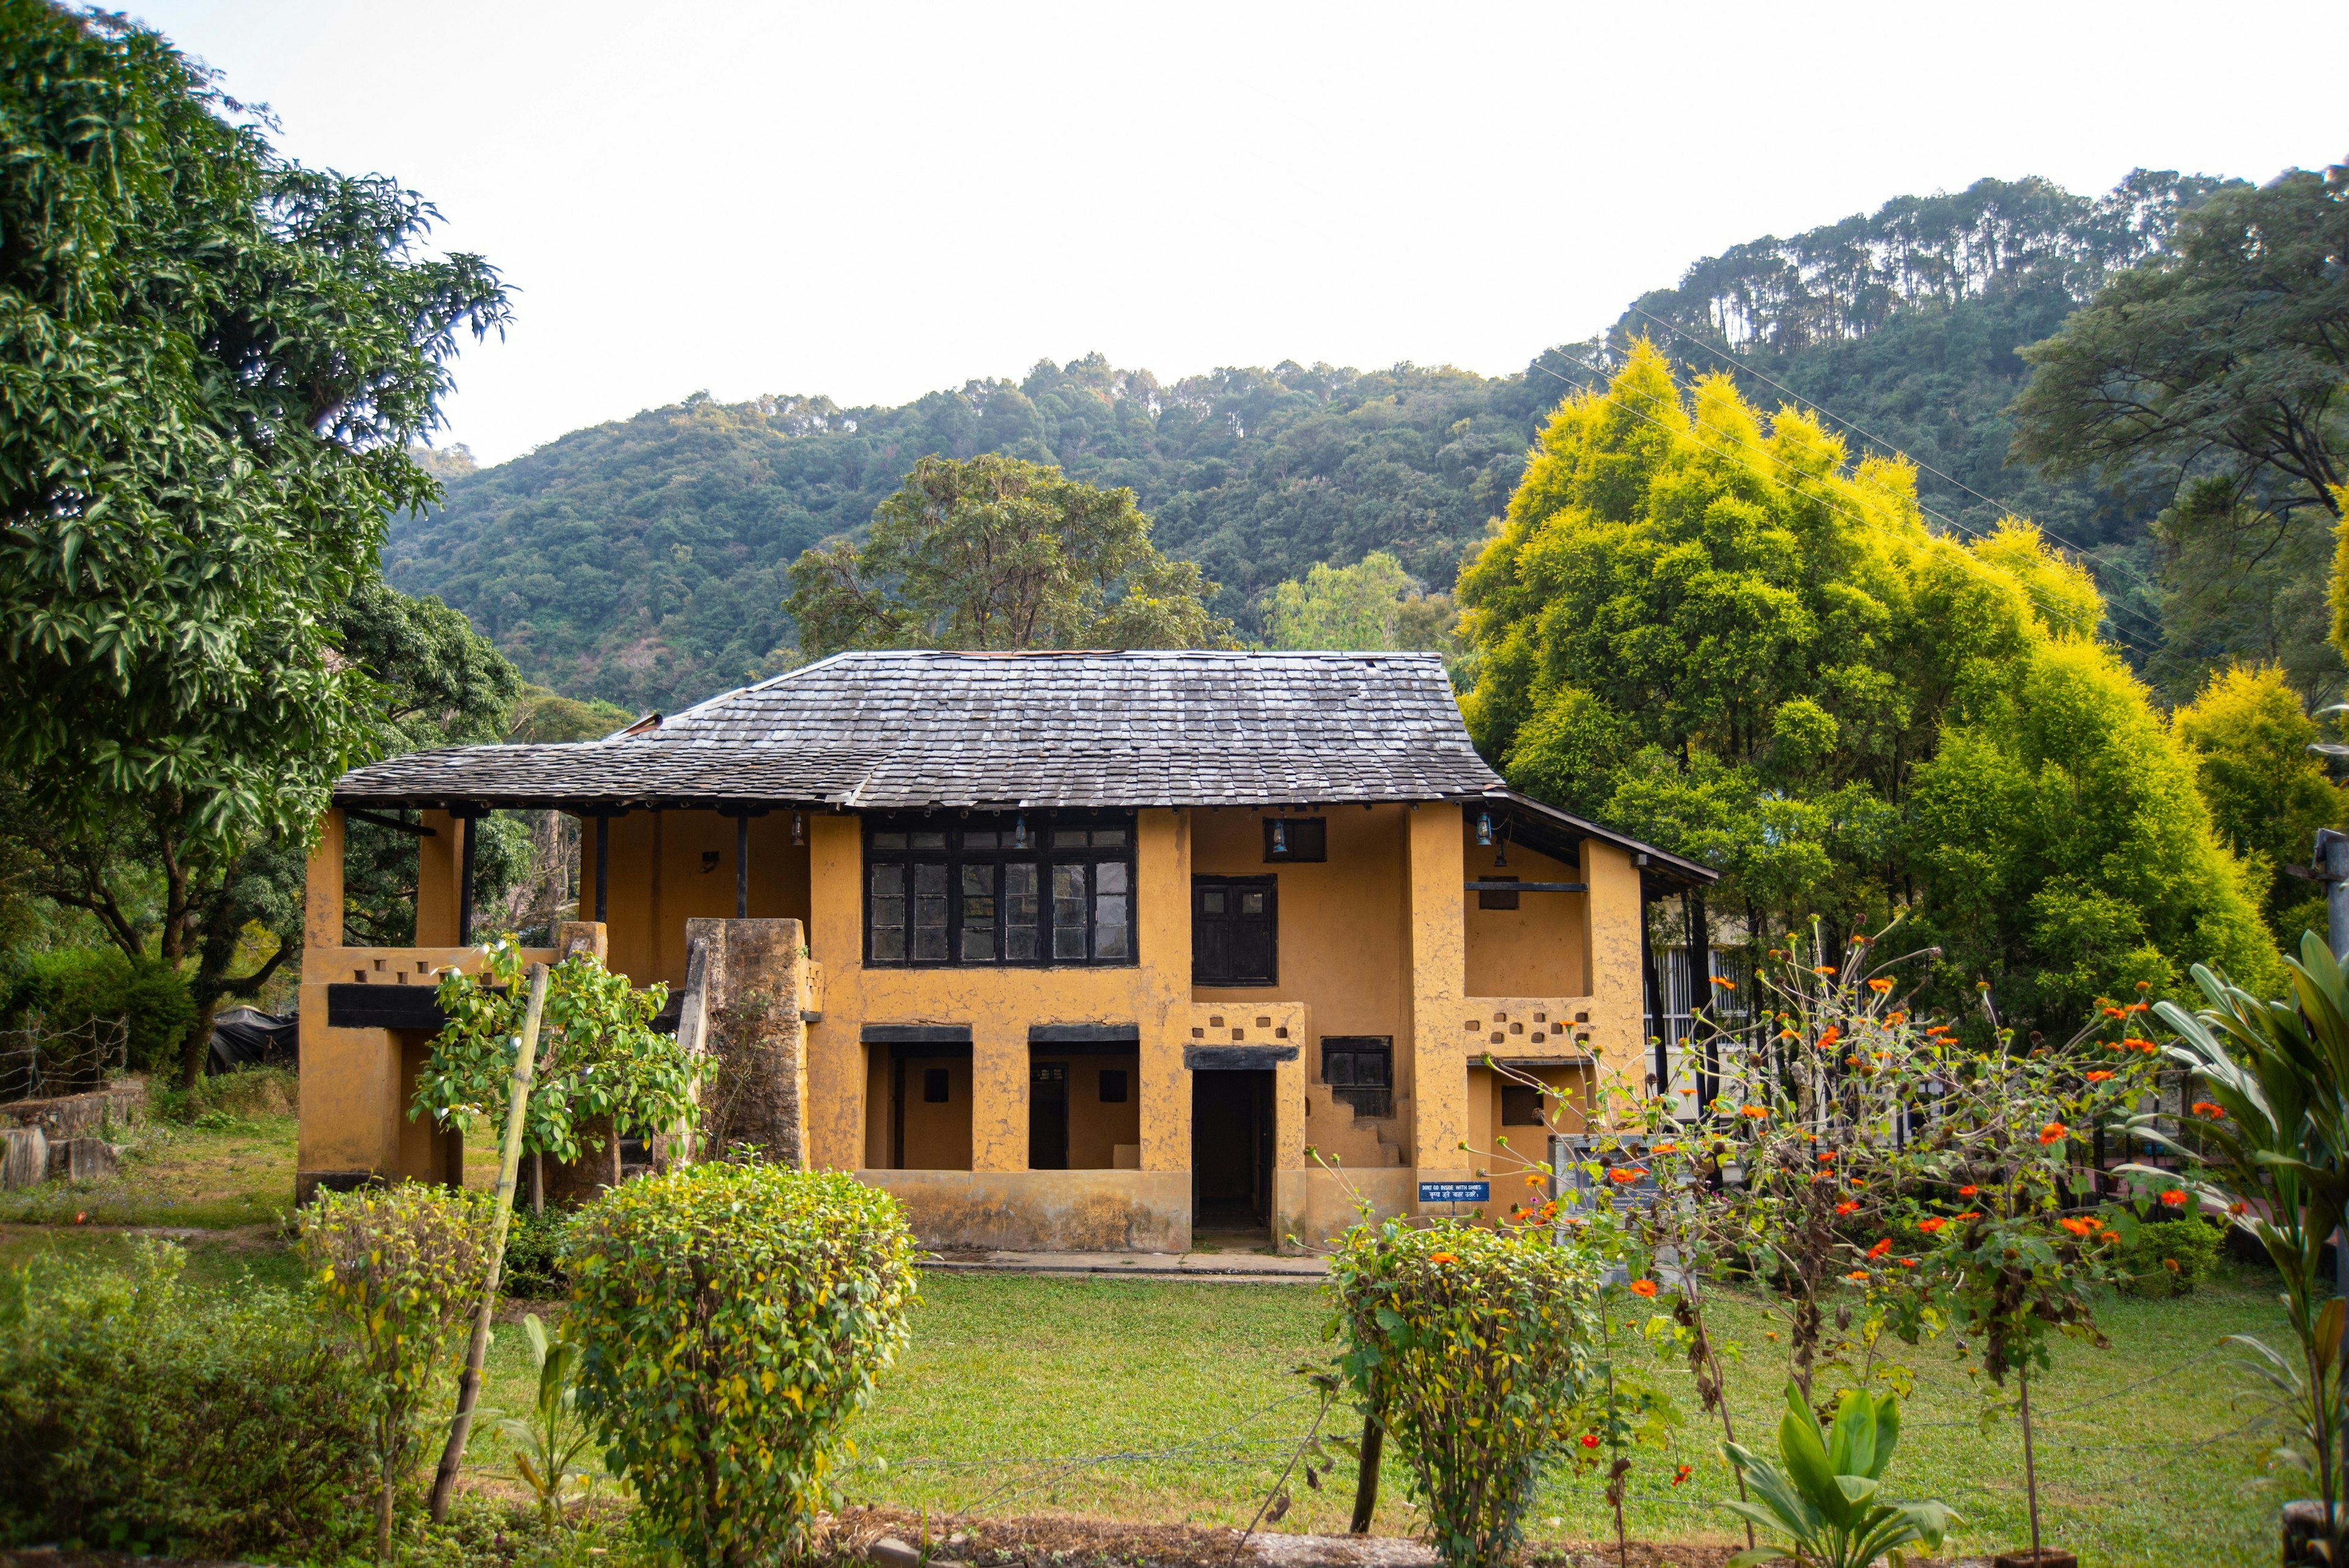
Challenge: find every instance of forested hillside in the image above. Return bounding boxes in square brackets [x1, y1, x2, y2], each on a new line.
[389, 171, 2229, 712]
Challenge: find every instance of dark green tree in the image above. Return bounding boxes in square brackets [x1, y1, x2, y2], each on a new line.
[2010, 160, 2349, 701]
[0, 6, 508, 1082]
[786, 454, 1233, 655]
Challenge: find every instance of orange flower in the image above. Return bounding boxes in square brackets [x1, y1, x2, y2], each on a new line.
[1850, 1179, 1868, 1188]
[1818, 1151, 1836, 1163]
[1430, 1251, 1457, 1263]
[2085, 1070, 2115, 1082]
[2132, 1040, 2159, 1055]
[1845, 1270, 1870, 1281]
[1579, 1433, 1600, 1449]
[1653, 1142, 1679, 1153]
[1814, 965, 1838, 975]
[2059, 1216, 2096, 1237]
[1836, 1200, 1860, 1216]
[2159, 1190, 2186, 1208]
[2230, 1202, 2249, 1216]
[1953, 1211, 1981, 1222]
[1629, 1278, 1659, 1298]
[2163, 1257, 2181, 1272]
[1609, 1167, 1649, 1185]
[2101, 1006, 2126, 1019]
[1867, 1237, 1893, 1259]
[1918, 1216, 1948, 1234]
[1671, 1463, 1693, 1487]
[1818, 1027, 1842, 1050]
[1540, 1201, 1560, 1219]
[1778, 1028, 1800, 1042]
[1888, 1011, 1907, 1024]
[1958, 1185, 1979, 1197]
[1899, 1256, 1919, 1268]
[2039, 1122, 2068, 1144]
[2191, 1101, 2225, 1120]
[1741, 1105, 1770, 1119]
[1868, 977, 1894, 994]
[1710, 975, 1736, 989]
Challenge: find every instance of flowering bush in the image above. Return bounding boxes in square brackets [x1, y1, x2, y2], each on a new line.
[563, 1161, 918, 1568]
[1326, 1218, 1600, 1568]
[2112, 1211, 2224, 1297]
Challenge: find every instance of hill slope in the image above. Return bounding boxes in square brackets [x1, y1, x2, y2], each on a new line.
[389, 171, 2227, 712]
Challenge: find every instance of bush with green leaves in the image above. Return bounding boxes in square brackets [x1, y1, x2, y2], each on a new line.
[1327, 1216, 1599, 1568]
[300, 1182, 495, 1561]
[415, 936, 695, 1175]
[1722, 1383, 1956, 1568]
[0, 1241, 373, 1559]
[2115, 1211, 2224, 1297]
[2, 946, 193, 1076]
[563, 1161, 918, 1567]
[500, 1205, 573, 1299]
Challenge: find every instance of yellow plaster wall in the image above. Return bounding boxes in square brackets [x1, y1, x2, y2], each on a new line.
[590, 810, 813, 989]
[415, 810, 461, 946]
[1189, 807, 1412, 1167]
[1056, 1054, 1141, 1169]
[1406, 804, 1468, 1177]
[807, 808, 1192, 1182]
[1462, 834, 1589, 998]
[1583, 840, 1648, 1098]
[888, 1053, 974, 1170]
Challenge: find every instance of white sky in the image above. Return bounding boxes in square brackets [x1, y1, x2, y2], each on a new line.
[130, 1, 2344, 467]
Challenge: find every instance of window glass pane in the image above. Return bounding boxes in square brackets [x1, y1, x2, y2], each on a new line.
[870, 832, 907, 850]
[960, 863, 995, 962]
[1095, 860, 1127, 894]
[1203, 887, 1225, 914]
[1241, 890, 1266, 915]
[1090, 827, 1127, 847]
[869, 863, 905, 962]
[1053, 827, 1090, 848]
[963, 830, 998, 851]
[910, 830, 946, 850]
[1004, 863, 1039, 960]
[912, 860, 948, 961]
[1095, 892, 1129, 958]
[1052, 864, 1088, 959]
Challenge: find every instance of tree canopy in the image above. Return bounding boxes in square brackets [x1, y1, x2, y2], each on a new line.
[1261, 550, 1458, 660]
[1460, 344, 2274, 1030]
[2010, 161, 2349, 701]
[784, 454, 1231, 657]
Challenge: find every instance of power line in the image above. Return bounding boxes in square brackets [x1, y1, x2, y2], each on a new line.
[1620, 303, 2176, 628]
[1516, 352, 2164, 665]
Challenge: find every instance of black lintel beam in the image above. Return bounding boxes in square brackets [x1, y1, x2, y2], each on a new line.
[344, 808, 435, 837]
[1464, 881, 1587, 892]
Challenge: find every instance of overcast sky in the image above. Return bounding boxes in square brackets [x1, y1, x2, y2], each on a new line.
[128, 1, 2343, 467]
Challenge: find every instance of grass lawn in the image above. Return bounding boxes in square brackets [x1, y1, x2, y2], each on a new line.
[0, 1113, 2291, 1566]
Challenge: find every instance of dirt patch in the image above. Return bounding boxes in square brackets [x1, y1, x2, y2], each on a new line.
[826, 1505, 1752, 1568]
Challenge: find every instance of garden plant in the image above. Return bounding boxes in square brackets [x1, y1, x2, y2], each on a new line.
[1721, 1381, 1956, 1568]
[563, 1158, 919, 1568]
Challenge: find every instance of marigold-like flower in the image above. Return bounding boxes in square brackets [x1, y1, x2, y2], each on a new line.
[1850, 1179, 1868, 1188]
[2102, 1006, 2126, 1019]
[2059, 1216, 2096, 1237]
[1899, 1256, 1918, 1268]
[1959, 1185, 1979, 1197]
[1671, 1463, 1693, 1487]
[1814, 965, 1838, 976]
[1918, 1217, 1947, 1234]
[2191, 1101, 2225, 1120]
[2085, 1070, 2115, 1082]
[1867, 1237, 1893, 1259]
[1653, 1142, 1679, 1153]
[1741, 1105, 1770, 1119]
[1888, 1011, 1907, 1024]
[2132, 1040, 2158, 1055]
[2039, 1122, 2068, 1144]
[1629, 1278, 1658, 1298]
[1868, 977, 1894, 993]
[1579, 1433, 1601, 1449]
[2229, 1202, 2249, 1216]
[1836, 1200, 1860, 1216]
[2159, 1190, 2186, 1208]
[2163, 1257, 2181, 1272]
[1609, 1167, 1648, 1185]
[1845, 1270, 1870, 1281]
[1430, 1251, 1458, 1263]
[1818, 1026, 1842, 1049]
[1818, 1151, 1836, 1163]
[1710, 975, 1735, 989]
[1953, 1211, 1981, 1222]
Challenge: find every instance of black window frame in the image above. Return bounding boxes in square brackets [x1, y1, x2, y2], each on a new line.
[863, 812, 1138, 970]
[1478, 873, 1521, 911]
[1193, 874, 1278, 987]
[1262, 816, 1326, 863]
[1323, 1035, 1393, 1119]
[1500, 1083, 1546, 1125]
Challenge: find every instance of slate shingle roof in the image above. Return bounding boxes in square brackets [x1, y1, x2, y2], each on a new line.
[333, 649, 1503, 812]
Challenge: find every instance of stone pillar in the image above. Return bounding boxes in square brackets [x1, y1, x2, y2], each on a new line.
[555, 921, 608, 964]
[1407, 804, 1469, 1185]
[689, 918, 810, 1168]
[305, 809, 344, 953]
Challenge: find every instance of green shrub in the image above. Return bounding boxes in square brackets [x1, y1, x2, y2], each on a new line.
[2117, 1211, 2225, 1296]
[0, 1241, 373, 1558]
[501, 1205, 573, 1299]
[1327, 1218, 1598, 1568]
[302, 1182, 495, 1561]
[565, 1162, 918, 1567]
[170, 1062, 299, 1123]
[3, 947, 194, 1076]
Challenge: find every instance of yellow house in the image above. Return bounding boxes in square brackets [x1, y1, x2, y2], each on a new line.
[299, 649, 1714, 1251]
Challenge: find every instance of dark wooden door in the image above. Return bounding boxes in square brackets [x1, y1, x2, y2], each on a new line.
[1194, 876, 1277, 986]
[1030, 1061, 1069, 1169]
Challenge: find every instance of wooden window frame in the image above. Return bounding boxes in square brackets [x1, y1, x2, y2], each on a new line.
[1323, 1035, 1393, 1119]
[863, 812, 1138, 970]
[1192, 873, 1280, 988]
[1262, 816, 1327, 863]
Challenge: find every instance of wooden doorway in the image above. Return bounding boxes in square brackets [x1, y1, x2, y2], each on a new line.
[1030, 1060, 1069, 1169]
[1192, 1068, 1272, 1235]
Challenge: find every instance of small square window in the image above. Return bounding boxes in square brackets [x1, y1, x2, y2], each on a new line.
[1099, 1069, 1128, 1103]
[922, 1068, 949, 1103]
[1264, 816, 1327, 862]
[1501, 1085, 1546, 1125]
[1479, 875, 1520, 911]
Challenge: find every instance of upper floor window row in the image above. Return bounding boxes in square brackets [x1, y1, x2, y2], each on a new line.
[866, 815, 1135, 968]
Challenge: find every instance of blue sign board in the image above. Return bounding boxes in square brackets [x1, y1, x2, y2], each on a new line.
[1418, 1180, 1490, 1204]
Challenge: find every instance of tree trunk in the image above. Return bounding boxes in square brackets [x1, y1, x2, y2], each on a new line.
[1348, 1404, 1383, 1534]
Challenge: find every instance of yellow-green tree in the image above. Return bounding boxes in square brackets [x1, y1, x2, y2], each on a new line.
[1261, 550, 1458, 657]
[2173, 664, 2347, 941]
[1458, 343, 2274, 1029]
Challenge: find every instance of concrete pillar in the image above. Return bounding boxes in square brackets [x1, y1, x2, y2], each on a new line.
[1584, 841, 1646, 1097]
[555, 921, 608, 964]
[305, 809, 344, 953]
[1407, 804, 1468, 1183]
[1138, 808, 1192, 1173]
[691, 917, 811, 1168]
[416, 809, 462, 946]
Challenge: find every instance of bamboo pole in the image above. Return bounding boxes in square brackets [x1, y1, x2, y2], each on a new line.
[429, 961, 550, 1523]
